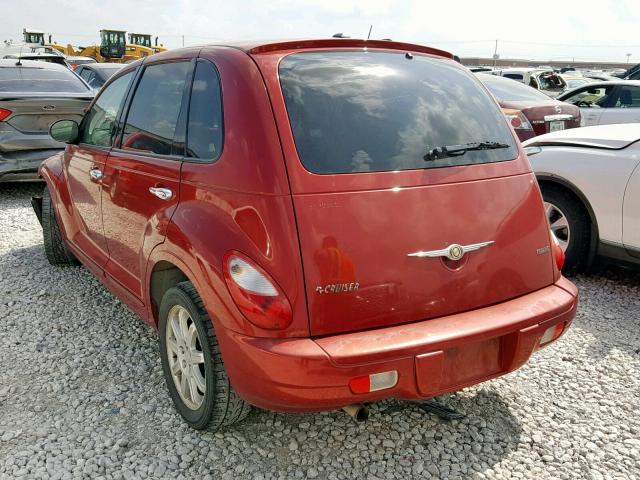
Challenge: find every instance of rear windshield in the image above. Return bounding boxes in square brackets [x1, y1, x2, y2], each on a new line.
[279, 52, 517, 174]
[480, 75, 551, 102]
[0, 66, 89, 93]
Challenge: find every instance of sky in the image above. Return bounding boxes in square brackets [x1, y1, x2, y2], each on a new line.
[3, 0, 640, 63]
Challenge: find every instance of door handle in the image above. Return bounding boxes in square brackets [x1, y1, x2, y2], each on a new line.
[149, 186, 173, 200]
[89, 168, 103, 181]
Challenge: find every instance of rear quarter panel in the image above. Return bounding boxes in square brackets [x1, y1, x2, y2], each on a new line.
[147, 46, 308, 338]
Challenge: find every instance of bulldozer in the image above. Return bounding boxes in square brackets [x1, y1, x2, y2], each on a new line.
[128, 33, 167, 55]
[22, 28, 45, 45]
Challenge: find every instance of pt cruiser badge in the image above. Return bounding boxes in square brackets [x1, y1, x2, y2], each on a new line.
[316, 282, 360, 294]
[407, 241, 494, 261]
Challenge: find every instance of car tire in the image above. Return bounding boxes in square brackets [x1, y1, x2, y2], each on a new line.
[159, 281, 251, 431]
[540, 185, 590, 275]
[42, 186, 78, 266]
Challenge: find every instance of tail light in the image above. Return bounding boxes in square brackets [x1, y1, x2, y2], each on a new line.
[502, 108, 533, 131]
[550, 229, 565, 270]
[223, 252, 292, 330]
[0, 108, 12, 121]
[349, 371, 398, 394]
[536, 322, 566, 349]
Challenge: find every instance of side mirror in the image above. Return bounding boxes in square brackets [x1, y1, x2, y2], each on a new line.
[49, 119, 79, 143]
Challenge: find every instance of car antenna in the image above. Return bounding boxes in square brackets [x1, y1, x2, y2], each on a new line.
[367, 25, 373, 40]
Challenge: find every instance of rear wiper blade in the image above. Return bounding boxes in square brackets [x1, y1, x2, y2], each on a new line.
[424, 141, 511, 161]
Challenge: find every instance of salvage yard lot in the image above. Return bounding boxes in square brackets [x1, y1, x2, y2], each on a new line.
[1, 183, 639, 480]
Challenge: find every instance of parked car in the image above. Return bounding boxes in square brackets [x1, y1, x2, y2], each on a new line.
[581, 70, 617, 82]
[477, 73, 580, 141]
[492, 68, 567, 97]
[75, 63, 124, 90]
[557, 80, 640, 126]
[525, 123, 640, 273]
[560, 74, 594, 90]
[0, 59, 93, 182]
[66, 56, 97, 69]
[34, 39, 577, 431]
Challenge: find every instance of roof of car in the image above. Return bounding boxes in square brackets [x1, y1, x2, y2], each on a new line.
[203, 38, 453, 58]
[523, 123, 640, 150]
[0, 58, 69, 70]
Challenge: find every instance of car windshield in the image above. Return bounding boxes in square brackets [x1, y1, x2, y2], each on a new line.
[480, 76, 551, 102]
[279, 51, 518, 174]
[0, 66, 89, 93]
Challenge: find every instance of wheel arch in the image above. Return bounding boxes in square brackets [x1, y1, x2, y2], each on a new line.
[145, 248, 203, 329]
[536, 173, 600, 267]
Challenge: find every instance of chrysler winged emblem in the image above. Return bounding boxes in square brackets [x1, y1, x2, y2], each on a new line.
[407, 241, 494, 261]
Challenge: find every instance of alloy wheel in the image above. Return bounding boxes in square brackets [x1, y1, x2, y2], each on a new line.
[544, 201, 571, 252]
[166, 305, 206, 410]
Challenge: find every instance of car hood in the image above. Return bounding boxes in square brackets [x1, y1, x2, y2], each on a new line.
[523, 123, 640, 150]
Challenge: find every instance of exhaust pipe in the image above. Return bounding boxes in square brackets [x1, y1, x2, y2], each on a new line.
[342, 404, 369, 421]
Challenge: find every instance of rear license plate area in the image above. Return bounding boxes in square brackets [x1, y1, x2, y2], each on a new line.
[549, 121, 565, 132]
[415, 337, 502, 396]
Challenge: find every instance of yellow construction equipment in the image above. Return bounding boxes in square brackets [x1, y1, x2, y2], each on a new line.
[22, 28, 46, 45]
[22, 28, 167, 63]
[128, 33, 168, 55]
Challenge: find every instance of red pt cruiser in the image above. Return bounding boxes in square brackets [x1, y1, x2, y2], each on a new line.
[35, 39, 578, 431]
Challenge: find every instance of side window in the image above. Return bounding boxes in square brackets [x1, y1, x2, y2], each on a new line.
[564, 85, 615, 108]
[120, 62, 191, 156]
[79, 71, 134, 147]
[504, 73, 523, 81]
[615, 86, 640, 108]
[186, 60, 223, 161]
[81, 70, 97, 87]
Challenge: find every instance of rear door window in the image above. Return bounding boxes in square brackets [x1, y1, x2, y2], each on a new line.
[614, 86, 640, 108]
[279, 52, 517, 175]
[120, 61, 191, 156]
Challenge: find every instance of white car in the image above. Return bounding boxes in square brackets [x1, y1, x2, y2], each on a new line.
[557, 80, 640, 126]
[491, 68, 566, 97]
[523, 124, 640, 273]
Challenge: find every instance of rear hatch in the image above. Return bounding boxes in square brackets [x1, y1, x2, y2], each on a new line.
[273, 50, 555, 336]
[1, 94, 91, 133]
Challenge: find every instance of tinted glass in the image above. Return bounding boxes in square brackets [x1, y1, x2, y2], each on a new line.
[121, 62, 190, 156]
[80, 71, 133, 147]
[503, 73, 524, 80]
[615, 86, 640, 108]
[186, 60, 223, 160]
[279, 52, 517, 174]
[0, 66, 89, 93]
[480, 75, 550, 102]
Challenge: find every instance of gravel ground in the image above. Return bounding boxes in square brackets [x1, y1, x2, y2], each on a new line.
[1, 182, 639, 480]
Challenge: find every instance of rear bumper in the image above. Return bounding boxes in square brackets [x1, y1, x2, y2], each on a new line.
[218, 278, 578, 412]
[0, 149, 61, 181]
